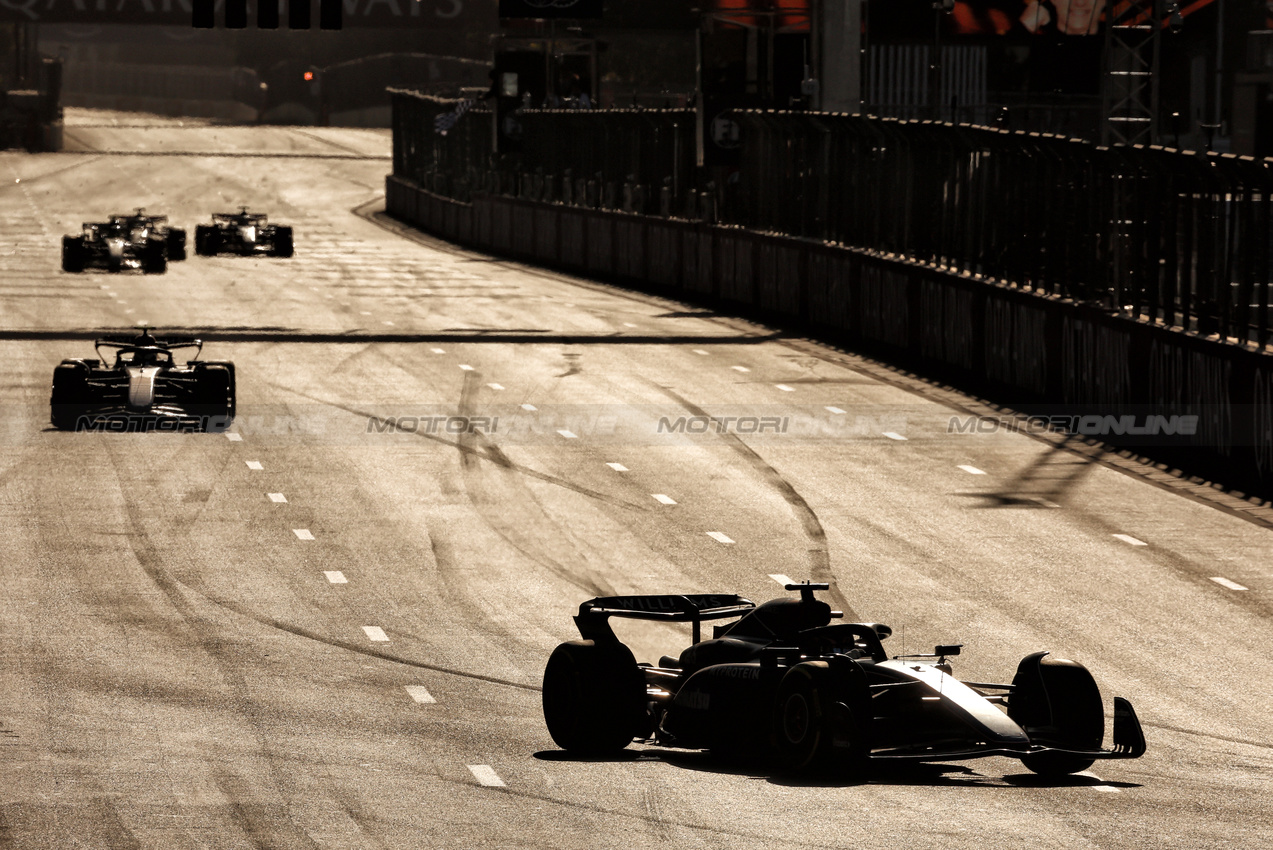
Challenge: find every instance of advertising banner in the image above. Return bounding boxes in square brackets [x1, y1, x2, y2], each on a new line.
[0, 0, 490, 28]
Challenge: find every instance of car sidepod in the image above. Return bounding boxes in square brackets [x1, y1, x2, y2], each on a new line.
[660, 662, 782, 754]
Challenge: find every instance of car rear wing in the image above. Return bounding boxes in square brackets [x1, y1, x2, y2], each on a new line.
[212, 210, 266, 223]
[95, 336, 203, 362]
[575, 594, 755, 645]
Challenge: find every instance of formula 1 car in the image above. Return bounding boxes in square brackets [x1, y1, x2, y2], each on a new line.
[61, 208, 184, 273]
[49, 330, 235, 431]
[194, 208, 293, 257]
[542, 584, 1147, 776]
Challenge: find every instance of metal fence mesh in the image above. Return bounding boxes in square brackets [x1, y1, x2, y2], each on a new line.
[391, 89, 1273, 349]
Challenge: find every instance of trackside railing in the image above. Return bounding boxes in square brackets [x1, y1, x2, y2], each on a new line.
[389, 88, 1273, 350]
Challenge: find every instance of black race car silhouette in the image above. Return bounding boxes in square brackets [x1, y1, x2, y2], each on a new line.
[61, 209, 184, 273]
[50, 331, 236, 431]
[543, 583, 1147, 776]
[194, 208, 294, 257]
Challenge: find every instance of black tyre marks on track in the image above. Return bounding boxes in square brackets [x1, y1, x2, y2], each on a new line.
[653, 384, 856, 619]
[455, 369, 619, 599]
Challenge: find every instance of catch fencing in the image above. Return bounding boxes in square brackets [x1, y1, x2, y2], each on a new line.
[391, 88, 1273, 349]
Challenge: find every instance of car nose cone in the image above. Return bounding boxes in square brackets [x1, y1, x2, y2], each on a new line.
[127, 366, 162, 409]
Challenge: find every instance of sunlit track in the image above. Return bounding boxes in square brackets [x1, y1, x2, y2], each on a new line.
[0, 116, 1271, 849]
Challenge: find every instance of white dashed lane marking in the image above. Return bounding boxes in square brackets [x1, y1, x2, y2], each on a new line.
[225, 432, 243, 442]
[467, 765, 505, 787]
[430, 347, 445, 354]
[825, 406, 846, 414]
[731, 366, 750, 373]
[487, 383, 504, 390]
[324, 571, 348, 584]
[1113, 534, 1147, 547]
[623, 322, 637, 328]
[246, 461, 263, 470]
[606, 462, 629, 472]
[293, 529, 315, 540]
[1076, 772, 1121, 793]
[775, 384, 795, 392]
[769, 573, 795, 587]
[883, 432, 908, 441]
[958, 465, 986, 475]
[362, 626, 389, 642]
[707, 531, 735, 544]
[404, 685, 436, 704]
[521, 403, 537, 411]
[459, 364, 474, 371]
[651, 494, 677, 505]
[557, 430, 578, 439]
[693, 349, 709, 355]
[1210, 576, 1248, 591]
[268, 493, 287, 503]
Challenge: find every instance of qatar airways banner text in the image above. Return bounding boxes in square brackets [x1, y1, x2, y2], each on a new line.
[0, 0, 493, 28]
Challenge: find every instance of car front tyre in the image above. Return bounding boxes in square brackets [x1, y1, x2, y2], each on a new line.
[773, 661, 835, 773]
[1010, 652, 1103, 776]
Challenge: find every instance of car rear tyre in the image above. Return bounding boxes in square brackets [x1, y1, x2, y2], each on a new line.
[273, 226, 294, 258]
[773, 661, 836, 773]
[1009, 652, 1104, 776]
[142, 240, 167, 274]
[192, 364, 235, 431]
[542, 640, 645, 755]
[50, 364, 90, 430]
[166, 228, 187, 261]
[61, 236, 85, 273]
[195, 224, 220, 256]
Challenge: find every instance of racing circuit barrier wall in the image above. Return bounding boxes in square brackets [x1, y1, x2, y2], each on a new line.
[385, 173, 1273, 501]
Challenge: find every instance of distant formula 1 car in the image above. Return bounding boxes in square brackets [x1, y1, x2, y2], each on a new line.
[194, 208, 293, 257]
[50, 330, 235, 431]
[61, 208, 184, 273]
[543, 583, 1147, 776]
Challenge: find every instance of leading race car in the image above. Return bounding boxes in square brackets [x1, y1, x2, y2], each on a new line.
[50, 330, 236, 431]
[62, 209, 183, 274]
[194, 208, 294, 257]
[543, 583, 1147, 776]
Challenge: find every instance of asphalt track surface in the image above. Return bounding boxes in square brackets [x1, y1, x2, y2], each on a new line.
[0, 112, 1269, 849]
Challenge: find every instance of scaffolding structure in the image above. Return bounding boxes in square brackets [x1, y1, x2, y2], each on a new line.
[1102, 0, 1163, 145]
